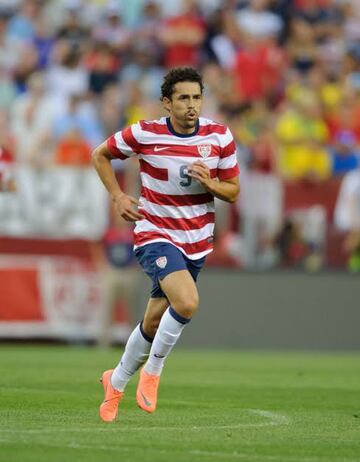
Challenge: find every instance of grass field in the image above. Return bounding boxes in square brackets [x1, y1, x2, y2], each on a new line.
[0, 346, 359, 462]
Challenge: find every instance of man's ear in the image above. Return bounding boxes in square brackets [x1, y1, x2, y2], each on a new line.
[162, 96, 171, 113]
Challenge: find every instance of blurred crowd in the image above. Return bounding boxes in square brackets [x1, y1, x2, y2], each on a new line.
[1, 0, 360, 271]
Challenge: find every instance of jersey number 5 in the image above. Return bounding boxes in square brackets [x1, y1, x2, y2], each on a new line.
[179, 165, 192, 187]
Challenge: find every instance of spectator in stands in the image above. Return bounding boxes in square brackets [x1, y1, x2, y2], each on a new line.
[11, 71, 56, 165]
[92, 207, 139, 348]
[0, 64, 16, 110]
[235, 0, 284, 41]
[87, 43, 118, 95]
[53, 94, 104, 149]
[344, 50, 360, 92]
[158, 0, 206, 68]
[325, 96, 360, 146]
[238, 115, 283, 269]
[232, 30, 287, 105]
[0, 112, 18, 233]
[330, 130, 360, 177]
[318, 16, 347, 75]
[52, 124, 101, 236]
[0, 120, 16, 192]
[274, 217, 306, 267]
[98, 83, 123, 138]
[92, 3, 132, 57]
[341, 0, 360, 49]
[11, 71, 56, 229]
[32, 17, 55, 70]
[205, 4, 238, 69]
[232, 33, 270, 103]
[293, 0, 335, 42]
[134, 0, 162, 53]
[275, 93, 331, 181]
[121, 82, 158, 126]
[0, 12, 23, 75]
[46, 41, 88, 111]
[286, 17, 317, 74]
[120, 40, 164, 100]
[319, 73, 343, 123]
[12, 43, 39, 94]
[250, 120, 277, 174]
[6, 0, 40, 43]
[54, 127, 91, 167]
[334, 166, 360, 271]
[56, 3, 89, 51]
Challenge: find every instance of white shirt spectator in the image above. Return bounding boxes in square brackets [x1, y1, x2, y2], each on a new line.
[334, 169, 360, 231]
[11, 92, 56, 163]
[10, 72, 57, 162]
[236, 7, 283, 39]
[0, 21, 23, 73]
[46, 63, 88, 110]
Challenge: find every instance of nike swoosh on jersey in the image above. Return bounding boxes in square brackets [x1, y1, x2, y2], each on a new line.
[154, 146, 170, 152]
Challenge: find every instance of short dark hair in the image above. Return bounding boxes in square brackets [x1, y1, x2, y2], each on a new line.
[161, 67, 204, 100]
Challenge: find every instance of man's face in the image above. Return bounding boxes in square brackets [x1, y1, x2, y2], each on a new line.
[163, 81, 203, 130]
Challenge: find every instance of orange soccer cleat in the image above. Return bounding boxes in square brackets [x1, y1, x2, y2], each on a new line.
[136, 368, 161, 413]
[99, 369, 124, 422]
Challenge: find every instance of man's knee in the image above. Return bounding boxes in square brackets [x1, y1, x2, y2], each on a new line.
[172, 293, 199, 318]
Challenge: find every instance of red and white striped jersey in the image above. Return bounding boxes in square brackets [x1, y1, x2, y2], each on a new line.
[107, 116, 240, 259]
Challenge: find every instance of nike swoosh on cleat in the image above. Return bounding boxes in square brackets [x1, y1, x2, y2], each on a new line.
[154, 146, 169, 152]
[104, 397, 119, 403]
[140, 391, 152, 407]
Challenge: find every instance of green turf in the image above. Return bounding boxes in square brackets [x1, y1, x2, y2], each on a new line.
[0, 346, 359, 462]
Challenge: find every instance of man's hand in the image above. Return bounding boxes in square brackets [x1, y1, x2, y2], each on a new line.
[188, 160, 212, 188]
[112, 193, 144, 222]
[189, 160, 240, 203]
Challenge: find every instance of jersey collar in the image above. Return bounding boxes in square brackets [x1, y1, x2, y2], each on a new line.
[166, 117, 199, 138]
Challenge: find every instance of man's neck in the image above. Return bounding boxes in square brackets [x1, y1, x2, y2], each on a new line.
[168, 116, 198, 136]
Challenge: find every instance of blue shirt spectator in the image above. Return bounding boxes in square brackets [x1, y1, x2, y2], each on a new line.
[331, 130, 360, 176]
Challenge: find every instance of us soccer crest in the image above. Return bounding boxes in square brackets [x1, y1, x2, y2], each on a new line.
[197, 144, 212, 158]
[156, 256, 167, 269]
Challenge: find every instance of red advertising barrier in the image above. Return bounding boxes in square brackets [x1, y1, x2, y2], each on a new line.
[0, 256, 131, 342]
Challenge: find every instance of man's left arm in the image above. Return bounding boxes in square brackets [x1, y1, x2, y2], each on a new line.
[188, 160, 240, 203]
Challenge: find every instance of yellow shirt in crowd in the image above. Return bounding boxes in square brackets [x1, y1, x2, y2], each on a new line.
[276, 109, 331, 180]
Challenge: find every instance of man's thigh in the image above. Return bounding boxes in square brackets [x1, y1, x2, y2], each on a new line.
[159, 269, 199, 314]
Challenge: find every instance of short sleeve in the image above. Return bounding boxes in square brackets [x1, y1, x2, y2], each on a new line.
[106, 122, 142, 160]
[218, 128, 240, 180]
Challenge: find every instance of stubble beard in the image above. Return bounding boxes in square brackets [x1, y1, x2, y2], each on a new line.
[183, 120, 197, 129]
[171, 110, 199, 132]
[182, 114, 198, 129]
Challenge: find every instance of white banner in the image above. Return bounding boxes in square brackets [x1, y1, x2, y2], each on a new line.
[0, 167, 108, 239]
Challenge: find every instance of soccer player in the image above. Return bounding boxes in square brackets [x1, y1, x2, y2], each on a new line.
[92, 67, 240, 422]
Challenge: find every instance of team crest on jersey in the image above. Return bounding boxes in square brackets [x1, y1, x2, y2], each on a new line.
[156, 256, 167, 269]
[197, 144, 212, 158]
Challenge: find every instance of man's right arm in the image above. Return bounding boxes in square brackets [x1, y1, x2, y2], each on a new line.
[92, 141, 143, 222]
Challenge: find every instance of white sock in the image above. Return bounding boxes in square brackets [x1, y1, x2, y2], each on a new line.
[144, 307, 191, 376]
[111, 322, 152, 391]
